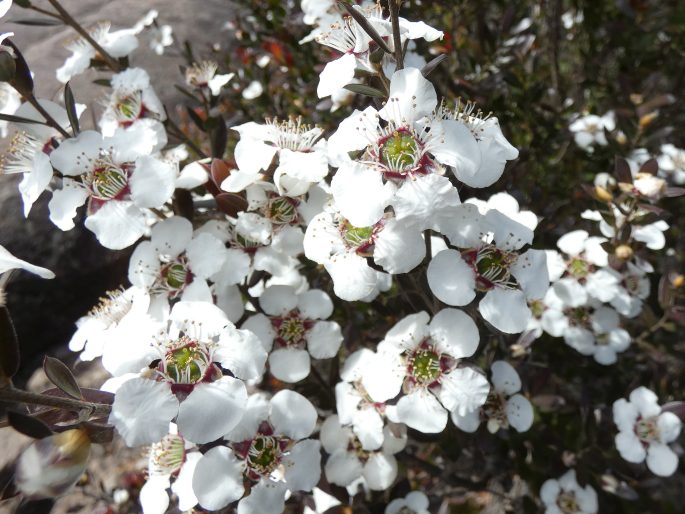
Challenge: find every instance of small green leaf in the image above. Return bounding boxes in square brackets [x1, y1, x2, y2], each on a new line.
[7, 411, 53, 439]
[42, 356, 81, 400]
[343, 83, 386, 98]
[63, 82, 80, 135]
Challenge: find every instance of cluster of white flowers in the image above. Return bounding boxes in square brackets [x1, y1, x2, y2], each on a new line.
[0, 1, 682, 512]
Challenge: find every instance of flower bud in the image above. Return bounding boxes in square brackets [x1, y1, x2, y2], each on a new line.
[614, 244, 633, 261]
[594, 185, 613, 203]
[15, 428, 91, 499]
[672, 274, 685, 289]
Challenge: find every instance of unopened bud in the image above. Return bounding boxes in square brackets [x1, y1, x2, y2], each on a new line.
[639, 111, 658, 129]
[672, 275, 685, 289]
[614, 245, 633, 261]
[595, 185, 613, 202]
[16, 428, 91, 499]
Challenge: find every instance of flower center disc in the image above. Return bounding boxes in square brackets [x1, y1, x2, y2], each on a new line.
[90, 158, 129, 200]
[275, 315, 307, 345]
[247, 435, 282, 476]
[340, 220, 376, 255]
[409, 349, 441, 384]
[380, 131, 419, 172]
[635, 416, 660, 443]
[114, 91, 144, 124]
[267, 196, 299, 225]
[568, 257, 592, 279]
[161, 339, 210, 385]
[557, 491, 581, 514]
[149, 433, 186, 476]
[463, 245, 517, 291]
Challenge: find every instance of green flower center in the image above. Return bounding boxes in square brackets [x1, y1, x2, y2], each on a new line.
[114, 91, 143, 122]
[162, 340, 210, 384]
[165, 262, 189, 290]
[568, 257, 592, 279]
[557, 491, 580, 514]
[278, 317, 306, 343]
[380, 131, 419, 170]
[149, 434, 185, 475]
[529, 299, 545, 318]
[568, 307, 590, 326]
[410, 349, 441, 383]
[635, 416, 660, 443]
[464, 245, 517, 291]
[90, 158, 128, 200]
[267, 196, 298, 225]
[248, 436, 281, 475]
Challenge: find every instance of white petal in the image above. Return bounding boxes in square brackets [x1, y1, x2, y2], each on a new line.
[490, 360, 521, 395]
[396, 389, 447, 433]
[479, 288, 531, 334]
[429, 308, 480, 359]
[305, 321, 342, 359]
[326, 253, 379, 301]
[391, 174, 460, 227]
[436, 119, 481, 178]
[260, 285, 298, 315]
[270, 389, 318, 439]
[48, 179, 89, 230]
[317, 53, 357, 98]
[193, 446, 245, 510]
[506, 394, 534, 432]
[176, 377, 248, 444]
[361, 348, 404, 402]
[657, 412, 682, 443]
[612, 398, 639, 433]
[324, 450, 363, 487]
[427, 250, 476, 306]
[186, 233, 228, 279]
[283, 439, 321, 491]
[224, 393, 270, 442]
[0, 245, 54, 279]
[298, 289, 333, 320]
[646, 443, 679, 476]
[439, 367, 490, 416]
[363, 453, 398, 491]
[510, 249, 549, 299]
[151, 216, 192, 258]
[384, 311, 430, 352]
[215, 327, 268, 380]
[237, 480, 286, 514]
[269, 348, 311, 382]
[331, 161, 394, 227]
[139, 476, 170, 514]
[108, 378, 179, 447]
[379, 67, 437, 124]
[629, 386, 661, 418]
[450, 408, 481, 433]
[171, 452, 201, 511]
[85, 200, 148, 250]
[615, 431, 646, 463]
[19, 152, 53, 217]
[373, 218, 426, 274]
[130, 156, 176, 208]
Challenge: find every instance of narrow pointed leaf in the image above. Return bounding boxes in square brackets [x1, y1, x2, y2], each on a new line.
[638, 158, 658, 175]
[9, 18, 63, 26]
[63, 82, 80, 135]
[5, 40, 34, 96]
[43, 356, 81, 400]
[0, 51, 16, 82]
[613, 156, 632, 184]
[343, 83, 386, 98]
[421, 54, 448, 77]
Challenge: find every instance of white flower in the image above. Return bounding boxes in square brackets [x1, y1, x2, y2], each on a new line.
[243, 285, 343, 382]
[139, 429, 200, 514]
[386, 491, 431, 514]
[242, 80, 264, 100]
[0, 244, 54, 279]
[658, 143, 685, 184]
[613, 386, 682, 477]
[540, 288, 630, 365]
[632, 172, 667, 199]
[361, 309, 490, 433]
[185, 61, 234, 96]
[568, 111, 615, 151]
[609, 261, 650, 318]
[428, 204, 547, 334]
[540, 469, 598, 514]
[56, 22, 139, 83]
[192, 391, 321, 513]
[107, 301, 266, 446]
[452, 360, 533, 433]
[100, 68, 166, 137]
[48, 127, 175, 249]
[0, 0, 12, 19]
[128, 216, 229, 319]
[1, 99, 84, 217]
[328, 68, 474, 229]
[69, 286, 150, 361]
[321, 415, 406, 490]
[222, 117, 328, 197]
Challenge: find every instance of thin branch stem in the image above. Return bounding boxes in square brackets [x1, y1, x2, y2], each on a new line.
[27, 95, 71, 138]
[46, 0, 122, 72]
[164, 112, 208, 159]
[0, 387, 111, 418]
[388, 0, 404, 71]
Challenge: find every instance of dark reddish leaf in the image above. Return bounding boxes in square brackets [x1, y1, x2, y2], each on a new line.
[63, 82, 80, 135]
[210, 158, 231, 188]
[43, 356, 82, 400]
[638, 158, 658, 175]
[210, 117, 228, 158]
[421, 54, 448, 77]
[81, 420, 114, 444]
[0, 50, 16, 82]
[7, 411, 53, 439]
[662, 401, 685, 421]
[16, 499, 55, 514]
[338, 2, 392, 54]
[5, 40, 33, 96]
[343, 83, 386, 99]
[216, 193, 248, 217]
[613, 156, 632, 184]
[664, 187, 685, 197]
[658, 275, 674, 309]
